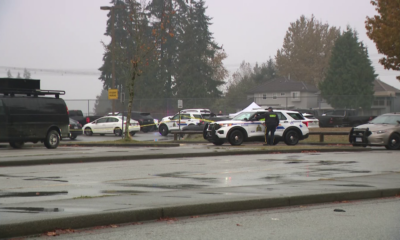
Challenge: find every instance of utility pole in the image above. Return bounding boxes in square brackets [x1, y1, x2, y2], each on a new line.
[100, 5, 124, 115]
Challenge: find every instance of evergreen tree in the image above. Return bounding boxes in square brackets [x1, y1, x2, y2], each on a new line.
[93, 89, 112, 115]
[98, 0, 131, 111]
[276, 15, 340, 86]
[319, 28, 376, 109]
[174, 0, 224, 98]
[147, 0, 188, 98]
[23, 68, 31, 79]
[16, 72, 21, 78]
[252, 57, 277, 83]
[7, 70, 12, 78]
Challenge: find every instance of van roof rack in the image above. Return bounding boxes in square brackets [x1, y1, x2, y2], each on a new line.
[0, 88, 65, 99]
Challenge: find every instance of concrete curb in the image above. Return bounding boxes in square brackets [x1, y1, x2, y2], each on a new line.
[2, 187, 399, 239]
[0, 147, 371, 167]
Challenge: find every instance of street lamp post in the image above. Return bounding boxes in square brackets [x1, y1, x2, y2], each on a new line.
[100, 5, 123, 115]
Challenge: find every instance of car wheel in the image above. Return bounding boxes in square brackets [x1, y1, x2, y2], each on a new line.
[84, 128, 93, 136]
[44, 130, 60, 149]
[159, 125, 168, 136]
[114, 128, 122, 136]
[385, 133, 400, 150]
[284, 130, 299, 145]
[69, 135, 77, 140]
[9, 141, 24, 149]
[129, 131, 136, 137]
[229, 130, 244, 146]
[212, 140, 224, 146]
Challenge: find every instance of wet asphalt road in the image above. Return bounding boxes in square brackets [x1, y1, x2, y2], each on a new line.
[27, 197, 400, 240]
[1, 151, 399, 204]
[63, 130, 172, 142]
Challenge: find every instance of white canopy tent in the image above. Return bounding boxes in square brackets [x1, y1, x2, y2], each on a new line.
[229, 102, 263, 118]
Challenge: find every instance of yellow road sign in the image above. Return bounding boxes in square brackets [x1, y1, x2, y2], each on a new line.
[108, 89, 118, 100]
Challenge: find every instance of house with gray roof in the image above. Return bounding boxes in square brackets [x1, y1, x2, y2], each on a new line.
[247, 77, 400, 115]
[371, 79, 400, 114]
[247, 77, 320, 109]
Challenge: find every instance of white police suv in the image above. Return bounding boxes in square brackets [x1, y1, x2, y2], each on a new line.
[203, 109, 309, 146]
[159, 109, 211, 136]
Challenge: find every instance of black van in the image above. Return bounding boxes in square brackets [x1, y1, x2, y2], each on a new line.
[0, 78, 69, 149]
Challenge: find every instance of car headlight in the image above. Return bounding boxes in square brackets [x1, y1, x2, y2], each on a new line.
[375, 130, 387, 134]
[219, 123, 232, 127]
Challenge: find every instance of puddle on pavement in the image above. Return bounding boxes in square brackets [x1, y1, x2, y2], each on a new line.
[24, 177, 68, 183]
[155, 172, 219, 183]
[334, 184, 373, 187]
[0, 191, 68, 198]
[315, 169, 370, 174]
[116, 183, 208, 189]
[200, 192, 223, 195]
[318, 161, 356, 165]
[162, 195, 192, 198]
[0, 174, 68, 183]
[101, 190, 147, 194]
[0, 207, 64, 213]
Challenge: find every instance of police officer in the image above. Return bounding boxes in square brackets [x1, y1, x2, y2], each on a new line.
[254, 107, 280, 145]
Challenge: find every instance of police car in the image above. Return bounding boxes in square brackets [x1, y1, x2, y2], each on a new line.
[203, 109, 309, 146]
[159, 109, 211, 136]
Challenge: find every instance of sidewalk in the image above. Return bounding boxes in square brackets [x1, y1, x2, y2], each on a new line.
[1, 144, 397, 239]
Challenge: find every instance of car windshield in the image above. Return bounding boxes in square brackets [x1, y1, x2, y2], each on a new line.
[232, 112, 257, 120]
[370, 115, 400, 125]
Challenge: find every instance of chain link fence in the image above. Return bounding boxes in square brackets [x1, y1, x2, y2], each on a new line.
[64, 95, 400, 119]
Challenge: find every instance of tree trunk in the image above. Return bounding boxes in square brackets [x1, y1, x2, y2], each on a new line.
[124, 71, 136, 140]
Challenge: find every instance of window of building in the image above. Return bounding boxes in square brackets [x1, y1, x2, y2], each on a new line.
[291, 91, 300, 99]
[280, 93, 285, 96]
[273, 93, 277, 99]
[263, 94, 266, 99]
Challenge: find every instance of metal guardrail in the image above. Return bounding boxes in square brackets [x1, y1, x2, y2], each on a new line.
[171, 131, 350, 142]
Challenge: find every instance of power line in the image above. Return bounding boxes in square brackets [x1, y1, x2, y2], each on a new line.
[0, 66, 100, 76]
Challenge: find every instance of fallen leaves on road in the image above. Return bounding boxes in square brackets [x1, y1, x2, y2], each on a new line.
[110, 224, 118, 228]
[44, 229, 75, 237]
[301, 150, 319, 153]
[191, 215, 199, 218]
[236, 224, 242, 226]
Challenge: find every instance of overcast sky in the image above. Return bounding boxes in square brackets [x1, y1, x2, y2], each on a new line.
[1, 0, 399, 103]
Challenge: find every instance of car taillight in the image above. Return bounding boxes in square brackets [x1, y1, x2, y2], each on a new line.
[302, 121, 309, 127]
[329, 117, 333, 124]
[66, 106, 69, 115]
[86, 117, 90, 123]
[124, 121, 133, 126]
[369, 116, 373, 121]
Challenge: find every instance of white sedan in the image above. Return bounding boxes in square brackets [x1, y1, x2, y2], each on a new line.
[83, 116, 140, 136]
[302, 113, 320, 128]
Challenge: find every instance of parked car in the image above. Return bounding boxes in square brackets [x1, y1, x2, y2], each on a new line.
[83, 116, 140, 137]
[302, 113, 320, 128]
[0, 78, 69, 149]
[204, 109, 309, 146]
[69, 110, 104, 127]
[317, 109, 375, 127]
[159, 110, 211, 136]
[349, 113, 400, 150]
[117, 111, 156, 133]
[68, 118, 82, 140]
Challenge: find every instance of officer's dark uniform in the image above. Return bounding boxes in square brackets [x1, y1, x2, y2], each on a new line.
[254, 108, 280, 145]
